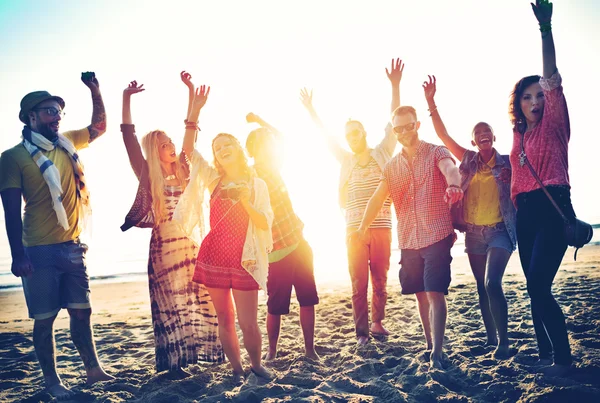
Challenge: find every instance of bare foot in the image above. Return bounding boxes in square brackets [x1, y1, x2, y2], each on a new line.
[166, 368, 192, 380]
[264, 350, 277, 361]
[370, 322, 391, 336]
[86, 367, 115, 385]
[540, 364, 571, 377]
[430, 358, 444, 370]
[46, 383, 74, 400]
[251, 365, 274, 380]
[304, 349, 321, 361]
[357, 336, 369, 345]
[493, 344, 511, 360]
[232, 371, 245, 385]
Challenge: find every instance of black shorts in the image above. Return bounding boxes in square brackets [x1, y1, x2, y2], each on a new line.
[398, 234, 454, 295]
[267, 239, 319, 315]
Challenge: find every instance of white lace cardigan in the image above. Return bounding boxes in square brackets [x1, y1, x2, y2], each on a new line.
[173, 149, 273, 292]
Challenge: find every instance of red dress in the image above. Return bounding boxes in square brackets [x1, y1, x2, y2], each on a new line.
[194, 182, 258, 290]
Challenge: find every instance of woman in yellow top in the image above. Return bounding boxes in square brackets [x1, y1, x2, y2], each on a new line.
[423, 76, 517, 359]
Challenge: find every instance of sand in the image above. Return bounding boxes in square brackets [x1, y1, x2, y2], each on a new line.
[1, 246, 600, 402]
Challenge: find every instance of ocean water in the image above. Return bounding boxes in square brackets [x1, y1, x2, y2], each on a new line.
[1, 220, 598, 291]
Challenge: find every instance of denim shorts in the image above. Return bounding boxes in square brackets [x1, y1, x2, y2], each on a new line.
[22, 240, 91, 320]
[464, 222, 514, 255]
[398, 234, 454, 295]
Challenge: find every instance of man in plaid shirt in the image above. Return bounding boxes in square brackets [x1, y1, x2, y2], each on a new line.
[246, 113, 320, 361]
[353, 105, 463, 369]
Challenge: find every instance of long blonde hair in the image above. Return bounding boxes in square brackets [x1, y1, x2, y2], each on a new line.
[141, 130, 189, 221]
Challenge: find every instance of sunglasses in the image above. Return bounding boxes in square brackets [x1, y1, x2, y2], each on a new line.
[33, 107, 65, 118]
[393, 122, 416, 134]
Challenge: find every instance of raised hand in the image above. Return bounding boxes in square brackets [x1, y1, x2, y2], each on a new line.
[81, 71, 100, 94]
[123, 80, 145, 97]
[422, 75, 437, 103]
[181, 70, 194, 89]
[531, 0, 552, 25]
[300, 88, 313, 110]
[246, 112, 260, 124]
[192, 85, 210, 110]
[386, 58, 404, 86]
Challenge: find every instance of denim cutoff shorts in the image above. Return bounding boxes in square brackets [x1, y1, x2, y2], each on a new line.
[464, 222, 514, 255]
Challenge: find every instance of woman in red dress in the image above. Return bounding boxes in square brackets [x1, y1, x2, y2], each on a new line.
[186, 93, 273, 383]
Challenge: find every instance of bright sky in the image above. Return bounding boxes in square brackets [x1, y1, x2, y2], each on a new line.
[0, 0, 599, 285]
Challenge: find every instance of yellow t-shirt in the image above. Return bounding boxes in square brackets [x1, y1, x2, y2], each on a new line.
[0, 128, 90, 246]
[463, 154, 503, 226]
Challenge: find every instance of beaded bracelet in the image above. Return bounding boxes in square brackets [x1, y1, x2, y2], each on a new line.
[184, 120, 200, 131]
[428, 105, 438, 116]
[539, 23, 552, 33]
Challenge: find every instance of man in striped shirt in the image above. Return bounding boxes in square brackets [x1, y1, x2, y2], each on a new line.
[354, 105, 463, 369]
[301, 59, 404, 345]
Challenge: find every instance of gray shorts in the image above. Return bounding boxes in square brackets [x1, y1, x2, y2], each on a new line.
[22, 240, 91, 320]
[464, 222, 514, 255]
[399, 234, 454, 295]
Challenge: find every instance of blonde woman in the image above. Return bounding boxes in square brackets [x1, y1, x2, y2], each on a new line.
[181, 93, 274, 383]
[120, 72, 224, 378]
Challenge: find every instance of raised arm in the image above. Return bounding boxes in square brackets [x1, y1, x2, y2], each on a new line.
[121, 81, 146, 178]
[183, 81, 210, 158]
[181, 70, 195, 122]
[300, 88, 325, 129]
[532, 0, 556, 78]
[300, 88, 347, 163]
[423, 75, 467, 162]
[386, 58, 404, 113]
[246, 112, 282, 138]
[81, 72, 107, 143]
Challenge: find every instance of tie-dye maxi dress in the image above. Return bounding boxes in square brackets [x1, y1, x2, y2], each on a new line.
[148, 185, 225, 371]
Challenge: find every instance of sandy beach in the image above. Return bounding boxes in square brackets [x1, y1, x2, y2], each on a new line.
[1, 246, 600, 402]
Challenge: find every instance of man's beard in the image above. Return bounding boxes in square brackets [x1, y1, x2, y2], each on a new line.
[350, 139, 367, 154]
[398, 132, 417, 148]
[35, 121, 59, 140]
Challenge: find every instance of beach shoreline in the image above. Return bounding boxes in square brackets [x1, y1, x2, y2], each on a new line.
[1, 245, 600, 402]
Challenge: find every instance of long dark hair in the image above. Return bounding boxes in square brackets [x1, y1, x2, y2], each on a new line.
[509, 75, 541, 133]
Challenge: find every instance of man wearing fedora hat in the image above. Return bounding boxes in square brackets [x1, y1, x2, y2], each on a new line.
[0, 72, 113, 399]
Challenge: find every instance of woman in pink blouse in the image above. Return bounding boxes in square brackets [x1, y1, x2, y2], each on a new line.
[509, 0, 574, 376]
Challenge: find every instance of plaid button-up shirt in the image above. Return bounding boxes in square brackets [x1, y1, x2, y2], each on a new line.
[382, 141, 454, 250]
[254, 164, 304, 251]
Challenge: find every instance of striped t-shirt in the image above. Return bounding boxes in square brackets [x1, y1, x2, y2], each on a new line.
[345, 157, 392, 229]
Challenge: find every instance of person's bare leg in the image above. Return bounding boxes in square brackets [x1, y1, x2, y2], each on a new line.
[68, 308, 114, 385]
[415, 292, 432, 350]
[233, 289, 272, 379]
[428, 292, 447, 368]
[207, 288, 244, 376]
[467, 254, 498, 346]
[300, 305, 319, 360]
[33, 315, 74, 399]
[265, 313, 281, 360]
[485, 248, 512, 358]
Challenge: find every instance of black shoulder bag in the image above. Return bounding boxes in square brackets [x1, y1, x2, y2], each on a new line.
[519, 134, 593, 260]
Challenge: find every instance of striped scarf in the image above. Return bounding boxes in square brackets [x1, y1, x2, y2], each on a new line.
[21, 126, 91, 231]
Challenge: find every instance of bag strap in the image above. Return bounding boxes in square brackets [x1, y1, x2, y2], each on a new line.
[519, 133, 569, 224]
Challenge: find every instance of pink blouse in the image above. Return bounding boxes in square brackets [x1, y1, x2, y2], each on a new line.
[510, 71, 570, 204]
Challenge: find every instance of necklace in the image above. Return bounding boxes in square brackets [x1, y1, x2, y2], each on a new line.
[164, 174, 176, 181]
